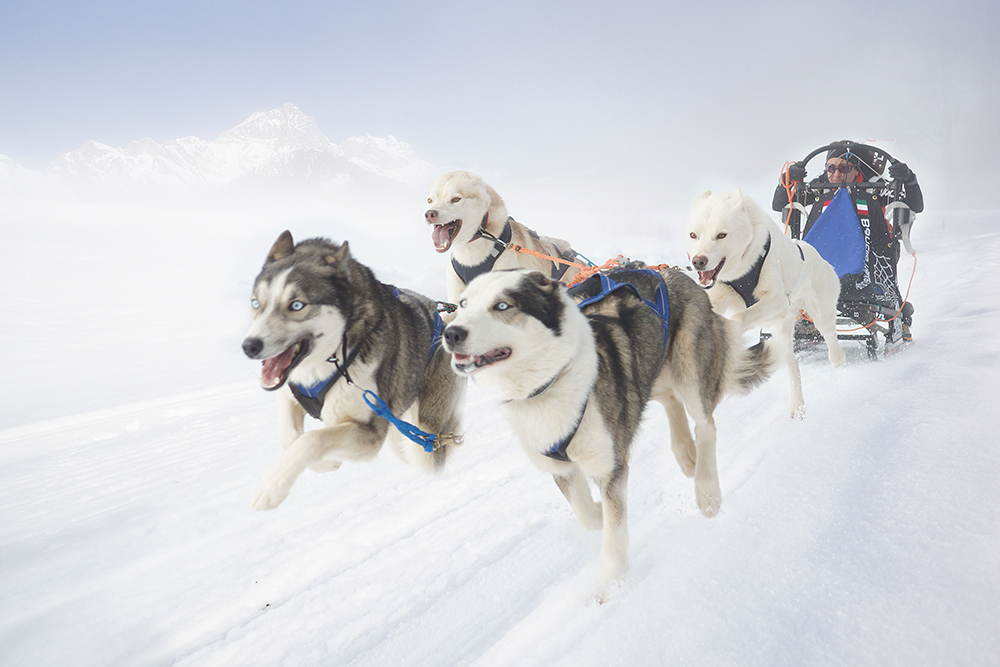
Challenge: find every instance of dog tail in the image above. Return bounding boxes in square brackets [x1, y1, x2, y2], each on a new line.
[726, 329, 782, 396]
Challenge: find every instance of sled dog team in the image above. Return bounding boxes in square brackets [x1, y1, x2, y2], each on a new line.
[242, 170, 844, 600]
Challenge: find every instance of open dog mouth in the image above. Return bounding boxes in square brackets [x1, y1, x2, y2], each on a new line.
[697, 258, 725, 289]
[431, 219, 462, 253]
[260, 339, 310, 390]
[452, 347, 512, 373]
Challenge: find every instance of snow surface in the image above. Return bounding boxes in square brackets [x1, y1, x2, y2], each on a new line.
[1, 191, 998, 666]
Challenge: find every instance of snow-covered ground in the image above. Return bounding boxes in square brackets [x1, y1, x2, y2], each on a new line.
[1, 195, 998, 666]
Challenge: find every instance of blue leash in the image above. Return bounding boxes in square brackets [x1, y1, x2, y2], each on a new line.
[376, 288, 455, 451]
[360, 389, 458, 452]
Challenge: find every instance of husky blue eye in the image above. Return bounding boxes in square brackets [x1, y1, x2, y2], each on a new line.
[459, 299, 467, 308]
[290, 300, 305, 311]
[251, 299, 260, 309]
[495, 301, 510, 311]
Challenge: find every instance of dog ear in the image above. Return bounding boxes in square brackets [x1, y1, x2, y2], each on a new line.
[695, 190, 712, 201]
[266, 230, 294, 264]
[730, 189, 750, 216]
[523, 270, 559, 294]
[323, 240, 351, 267]
[483, 182, 505, 209]
[515, 270, 565, 333]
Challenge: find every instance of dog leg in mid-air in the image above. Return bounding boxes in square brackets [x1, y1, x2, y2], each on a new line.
[664, 384, 722, 517]
[554, 469, 603, 531]
[736, 304, 806, 419]
[253, 421, 387, 511]
[276, 393, 306, 450]
[817, 317, 847, 368]
[273, 392, 341, 472]
[801, 299, 846, 368]
[655, 388, 698, 478]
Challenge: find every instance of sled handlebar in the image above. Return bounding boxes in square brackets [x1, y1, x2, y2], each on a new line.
[797, 141, 899, 170]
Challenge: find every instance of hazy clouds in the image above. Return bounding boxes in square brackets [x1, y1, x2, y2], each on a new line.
[1, 0, 996, 215]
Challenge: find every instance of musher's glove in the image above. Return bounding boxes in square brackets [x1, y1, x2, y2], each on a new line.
[889, 161, 914, 182]
[784, 162, 806, 183]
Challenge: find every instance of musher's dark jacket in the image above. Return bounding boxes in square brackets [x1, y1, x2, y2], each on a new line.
[771, 171, 924, 310]
[772, 172, 924, 255]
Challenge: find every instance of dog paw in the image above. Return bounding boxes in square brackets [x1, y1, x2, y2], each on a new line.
[580, 505, 603, 531]
[307, 459, 343, 473]
[672, 446, 696, 478]
[828, 345, 846, 367]
[252, 476, 293, 511]
[791, 404, 806, 420]
[593, 569, 627, 604]
[695, 482, 721, 517]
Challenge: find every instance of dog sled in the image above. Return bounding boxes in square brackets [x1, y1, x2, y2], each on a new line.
[779, 141, 918, 360]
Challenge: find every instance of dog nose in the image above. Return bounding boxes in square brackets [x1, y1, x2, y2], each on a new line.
[691, 255, 709, 271]
[425, 209, 438, 223]
[242, 337, 264, 358]
[443, 325, 467, 349]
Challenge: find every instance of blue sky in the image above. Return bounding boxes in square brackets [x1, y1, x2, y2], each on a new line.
[1, 0, 997, 183]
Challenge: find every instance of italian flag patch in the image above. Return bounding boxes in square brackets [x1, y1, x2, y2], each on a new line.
[856, 200, 869, 215]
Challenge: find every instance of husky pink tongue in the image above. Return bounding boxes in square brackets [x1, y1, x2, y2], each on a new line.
[698, 271, 714, 286]
[261, 346, 298, 388]
[432, 223, 456, 253]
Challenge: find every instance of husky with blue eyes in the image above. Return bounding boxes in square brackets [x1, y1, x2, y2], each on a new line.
[443, 268, 780, 600]
[242, 230, 464, 511]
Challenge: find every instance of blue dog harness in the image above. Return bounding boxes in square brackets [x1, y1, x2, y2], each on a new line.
[289, 343, 363, 420]
[289, 285, 444, 422]
[542, 269, 671, 462]
[573, 270, 671, 347]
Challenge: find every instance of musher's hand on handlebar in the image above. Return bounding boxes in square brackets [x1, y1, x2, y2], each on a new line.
[783, 161, 806, 183]
[889, 161, 913, 182]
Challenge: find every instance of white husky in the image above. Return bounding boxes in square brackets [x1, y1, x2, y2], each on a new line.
[685, 189, 845, 418]
[424, 170, 583, 305]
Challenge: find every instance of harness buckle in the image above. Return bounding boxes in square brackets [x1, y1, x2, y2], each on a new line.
[434, 433, 464, 449]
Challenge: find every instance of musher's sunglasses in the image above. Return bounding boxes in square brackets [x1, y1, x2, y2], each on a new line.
[826, 162, 857, 174]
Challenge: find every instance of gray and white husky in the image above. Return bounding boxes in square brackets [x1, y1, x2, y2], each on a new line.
[442, 268, 779, 598]
[242, 231, 464, 511]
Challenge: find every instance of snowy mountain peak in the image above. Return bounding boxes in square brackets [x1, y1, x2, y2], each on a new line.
[218, 103, 332, 153]
[340, 134, 420, 169]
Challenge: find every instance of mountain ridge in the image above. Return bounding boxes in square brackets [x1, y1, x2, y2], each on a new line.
[0, 104, 435, 194]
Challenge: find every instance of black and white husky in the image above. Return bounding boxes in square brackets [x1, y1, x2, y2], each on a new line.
[442, 268, 779, 598]
[242, 231, 464, 511]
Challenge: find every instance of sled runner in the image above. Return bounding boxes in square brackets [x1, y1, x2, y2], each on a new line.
[778, 142, 918, 360]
